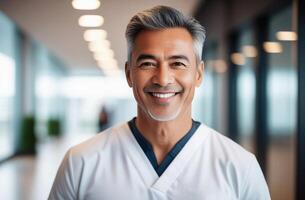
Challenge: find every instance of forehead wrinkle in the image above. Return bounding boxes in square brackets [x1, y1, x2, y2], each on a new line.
[133, 29, 195, 56]
[166, 55, 190, 62]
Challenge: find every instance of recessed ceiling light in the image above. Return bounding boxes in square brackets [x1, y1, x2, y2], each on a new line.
[78, 15, 104, 27]
[89, 40, 111, 52]
[263, 42, 282, 53]
[213, 59, 227, 73]
[94, 50, 114, 61]
[231, 53, 245, 65]
[276, 31, 297, 41]
[72, 0, 100, 10]
[242, 45, 257, 57]
[102, 68, 121, 76]
[84, 29, 107, 42]
[98, 59, 118, 69]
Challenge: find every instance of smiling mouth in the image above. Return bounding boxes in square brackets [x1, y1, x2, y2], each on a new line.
[151, 92, 176, 98]
[147, 92, 180, 99]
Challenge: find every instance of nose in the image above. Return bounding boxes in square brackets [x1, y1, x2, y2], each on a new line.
[152, 63, 174, 86]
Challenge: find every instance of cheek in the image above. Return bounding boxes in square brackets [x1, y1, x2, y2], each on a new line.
[135, 71, 152, 87]
[180, 72, 197, 89]
[132, 71, 149, 98]
[179, 72, 198, 102]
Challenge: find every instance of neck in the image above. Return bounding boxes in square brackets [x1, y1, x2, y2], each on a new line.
[135, 108, 192, 164]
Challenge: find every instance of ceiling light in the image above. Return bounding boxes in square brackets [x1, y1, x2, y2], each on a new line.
[263, 42, 282, 53]
[94, 50, 114, 61]
[213, 59, 227, 73]
[89, 40, 111, 52]
[78, 15, 104, 27]
[231, 53, 245, 65]
[102, 68, 121, 76]
[72, 0, 100, 10]
[207, 60, 227, 73]
[242, 45, 257, 57]
[276, 31, 297, 41]
[84, 29, 107, 42]
[98, 59, 118, 69]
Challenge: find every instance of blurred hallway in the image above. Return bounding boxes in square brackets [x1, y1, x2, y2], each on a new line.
[1, 0, 305, 199]
[0, 133, 94, 200]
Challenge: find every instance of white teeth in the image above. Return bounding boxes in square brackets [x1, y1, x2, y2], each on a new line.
[151, 93, 175, 98]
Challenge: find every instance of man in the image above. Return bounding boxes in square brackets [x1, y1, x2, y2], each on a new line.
[49, 6, 270, 200]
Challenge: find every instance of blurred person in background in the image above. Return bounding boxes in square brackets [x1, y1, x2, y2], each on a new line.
[97, 106, 109, 132]
[49, 5, 270, 200]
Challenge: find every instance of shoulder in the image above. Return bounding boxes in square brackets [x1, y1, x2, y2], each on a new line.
[200, 124, 255, 164]
[67, 122, 129, 162]
[49, 122, 131, 199]
[198, 124, 270, 199]
[49, 123, 130, 199]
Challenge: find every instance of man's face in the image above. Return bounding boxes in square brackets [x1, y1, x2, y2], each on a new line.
[126, 28, 203, 122]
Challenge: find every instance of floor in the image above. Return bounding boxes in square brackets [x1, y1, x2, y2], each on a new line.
[0, 133, 94, 200]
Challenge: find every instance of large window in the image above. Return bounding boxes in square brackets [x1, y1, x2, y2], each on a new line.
[32, 42, 67, 139]
[61, 75, 135, 135]
[193, 42, 221, 130]
[266, 5, 297, 200]
[235, 27, 256, 153]
[0, 11, 18, 160]
[227, 5, 297, 199]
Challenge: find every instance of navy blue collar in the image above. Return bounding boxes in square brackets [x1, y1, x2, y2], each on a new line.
[128, 118, 201, 176]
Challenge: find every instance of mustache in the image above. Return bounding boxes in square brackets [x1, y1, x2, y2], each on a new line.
[143, 84, 183, 93]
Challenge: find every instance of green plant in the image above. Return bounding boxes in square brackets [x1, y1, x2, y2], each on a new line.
[19, 116, 37, 154]
[47, 118, 61, 137]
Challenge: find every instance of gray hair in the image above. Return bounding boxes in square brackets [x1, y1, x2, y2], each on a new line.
[125, 5, 206, 64]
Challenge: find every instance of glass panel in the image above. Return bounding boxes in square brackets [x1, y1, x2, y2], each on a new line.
[236, 28, 256, 153]
[61, 75, 135, 135]
[266, 5, 296, 200]
[32, 43, 67, 139]
[0, 53, 15, 159]
[0, 11, 17, 160]
[193, 43, 219, 129]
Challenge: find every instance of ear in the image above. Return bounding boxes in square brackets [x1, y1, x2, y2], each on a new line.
[195, 61, 204, 87]
[125, 62, 132, 87]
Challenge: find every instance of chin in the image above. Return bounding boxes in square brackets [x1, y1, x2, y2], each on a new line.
[147, 108, 181, 122]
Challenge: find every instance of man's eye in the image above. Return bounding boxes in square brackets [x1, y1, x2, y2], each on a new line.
[171, 62, 187, 68]
[139, 62, 156, 68]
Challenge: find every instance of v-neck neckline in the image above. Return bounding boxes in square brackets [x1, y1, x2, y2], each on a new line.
[118, 122, 209, 193]
[128, 118, 201, 176]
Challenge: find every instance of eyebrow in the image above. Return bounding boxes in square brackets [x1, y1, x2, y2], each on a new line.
[136, 54, 190, 63]
[136, 54, 156, 63]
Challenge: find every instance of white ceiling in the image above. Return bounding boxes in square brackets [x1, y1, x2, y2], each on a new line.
[0, 0, 202, 73]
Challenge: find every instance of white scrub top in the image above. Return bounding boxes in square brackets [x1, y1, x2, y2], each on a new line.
[49, 122, 271, 200]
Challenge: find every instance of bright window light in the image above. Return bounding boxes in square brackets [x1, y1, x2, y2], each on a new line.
[242, 45, 257, 57]
[84, 29, 107, 42]
[72, 0, 100, 10]
[231, 52, 245, 65]
[61, 76, 131, 98]
[36, 76, 57, 98]
[0, 53, 15, 96]
[78, 15, 104, 27]
[276, 31, 297, 41]
[263, 42, 282, 53]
